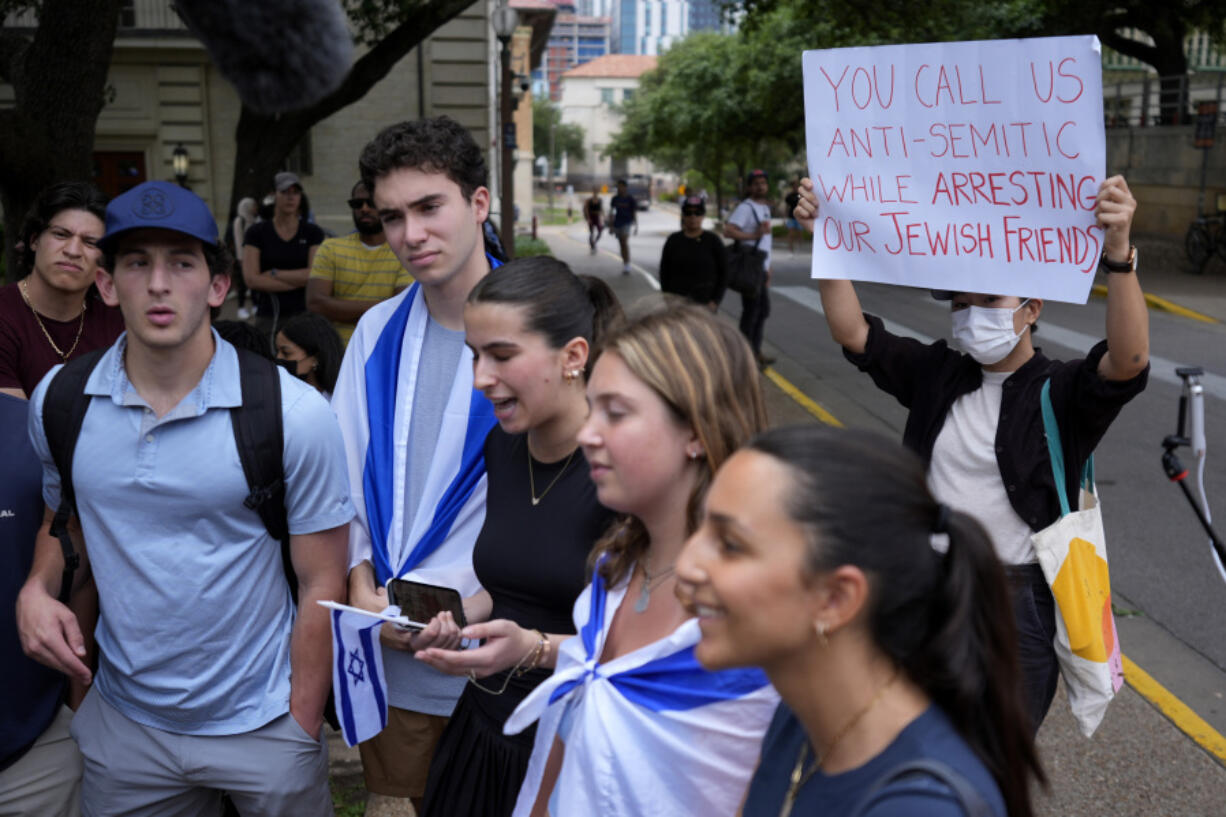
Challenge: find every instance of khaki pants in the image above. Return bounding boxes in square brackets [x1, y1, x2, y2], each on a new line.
[0, 704, 82, 817]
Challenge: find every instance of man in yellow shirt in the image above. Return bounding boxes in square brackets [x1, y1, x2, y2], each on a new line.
[307, 181, 412, 344]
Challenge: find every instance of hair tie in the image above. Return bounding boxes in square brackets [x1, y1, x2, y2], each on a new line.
[932, 503, 950, 534]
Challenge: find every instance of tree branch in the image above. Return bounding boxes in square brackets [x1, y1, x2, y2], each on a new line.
[288, 0, 474, 124]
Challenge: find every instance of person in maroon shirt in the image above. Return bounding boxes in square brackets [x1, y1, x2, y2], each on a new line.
[0, 182, 124, 398]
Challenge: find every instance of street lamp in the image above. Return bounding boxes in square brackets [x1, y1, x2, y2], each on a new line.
[172, 144, 189, 187]
[493, 3, 519, 258]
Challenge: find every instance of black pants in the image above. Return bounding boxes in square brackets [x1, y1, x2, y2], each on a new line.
[739, 278, 770, 355]
[1006, 563, 1060, 735]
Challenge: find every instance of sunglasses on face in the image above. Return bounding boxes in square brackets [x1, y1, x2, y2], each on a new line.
[682, 209, 704, 217]
[348, 197, 375, 210]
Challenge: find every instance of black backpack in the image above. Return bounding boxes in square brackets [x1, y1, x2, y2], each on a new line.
[42, 347, 293, 604]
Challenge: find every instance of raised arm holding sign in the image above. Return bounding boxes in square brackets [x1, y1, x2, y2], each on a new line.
[795, 35, 1151, 734]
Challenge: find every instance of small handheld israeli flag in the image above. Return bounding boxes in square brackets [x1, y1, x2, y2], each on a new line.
[324, 603, 391, 747]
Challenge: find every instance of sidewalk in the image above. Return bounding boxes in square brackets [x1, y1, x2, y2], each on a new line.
[1093, 233, 1226, 323]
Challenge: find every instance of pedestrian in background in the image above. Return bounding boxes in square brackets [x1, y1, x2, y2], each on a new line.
[609, 179, 637, 274]
[275, 311, 343, 399]
[678, 424, 1042, 817]
[784, 179, 803, 255]
[228, 197, 258, 320]
[306, 180, 411, 345]
[659, 195, 727, 312]
[0, 182, 123, 399]
[583, 188, 604, 254]
[724, 169, 774, 369]
[243, 171, 324, 343]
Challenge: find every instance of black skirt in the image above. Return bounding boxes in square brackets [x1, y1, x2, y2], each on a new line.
[420, 668, 548, 817]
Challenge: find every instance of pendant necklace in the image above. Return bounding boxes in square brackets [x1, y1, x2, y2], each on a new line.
[527, 446, 576, 506]
[777, 671, 898, 817]
[634, 559, 675, 613]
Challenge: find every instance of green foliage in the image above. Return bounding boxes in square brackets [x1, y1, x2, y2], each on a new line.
[533, 99, 586, 169]
[329, 779, 365, 817]
[342, 0, 435, 46]
[606, 19, 811, 211]
[513, 236, 553, 258]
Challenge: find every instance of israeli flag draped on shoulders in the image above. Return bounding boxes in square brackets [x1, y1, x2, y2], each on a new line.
[505, 560, 779, 817]
[329, 266, 500, 746]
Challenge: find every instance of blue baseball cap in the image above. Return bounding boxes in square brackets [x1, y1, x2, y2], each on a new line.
[99, 180, 219, 252]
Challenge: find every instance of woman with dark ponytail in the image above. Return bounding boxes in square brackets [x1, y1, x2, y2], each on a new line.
[412, 257, 623, 816]
[677, 424, 1044, 817]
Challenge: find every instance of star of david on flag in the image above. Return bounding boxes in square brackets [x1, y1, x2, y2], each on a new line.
[329, 608, 389, 746]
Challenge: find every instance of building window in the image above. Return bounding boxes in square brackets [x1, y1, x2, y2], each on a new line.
[622, 88, 634, 103]
[601, 88, 615, 105]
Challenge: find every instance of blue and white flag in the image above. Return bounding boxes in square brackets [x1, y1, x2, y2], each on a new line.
[505, 564, 779, 817]
[332, 274, 500, 595]
[329, 607, 389, 747]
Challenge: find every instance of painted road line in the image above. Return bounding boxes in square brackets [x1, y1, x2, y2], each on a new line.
[762, 368, 844, 428]
[1123, 656, 1226, 765]
[560, 227, 660, 290]
[763, 348, 1226, 763]
[1091, 284, 1221, 325]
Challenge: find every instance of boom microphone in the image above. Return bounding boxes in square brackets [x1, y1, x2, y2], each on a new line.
[173, 0, 354, 114]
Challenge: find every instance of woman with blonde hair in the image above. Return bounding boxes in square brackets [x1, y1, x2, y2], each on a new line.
[503, 303, 779, 817]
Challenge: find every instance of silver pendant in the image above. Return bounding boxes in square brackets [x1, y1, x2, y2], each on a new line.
[531, 497, 540, 506]
[634, 581, 651, 613]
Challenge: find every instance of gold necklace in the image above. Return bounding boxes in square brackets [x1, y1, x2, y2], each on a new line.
[778, 671, 899, 817]
[527, 446, 577, 506]
[18, 279, 87, 362]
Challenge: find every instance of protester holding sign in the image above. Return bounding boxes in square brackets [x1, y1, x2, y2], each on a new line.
[794, 173, 1149, 732]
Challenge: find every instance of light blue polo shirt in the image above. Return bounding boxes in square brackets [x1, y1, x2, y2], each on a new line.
[28, 331, 355, 736]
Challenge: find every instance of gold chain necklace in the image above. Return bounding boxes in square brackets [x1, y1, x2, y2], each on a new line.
[18, 278, 87, 362]
[527, 446, 577, 506]
[778, 671, 899, 817]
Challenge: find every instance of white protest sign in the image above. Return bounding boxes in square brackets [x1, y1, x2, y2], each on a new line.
[803, 36, 1105, 303]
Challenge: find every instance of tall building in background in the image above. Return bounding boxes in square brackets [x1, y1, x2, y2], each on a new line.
[537, 0, 612, 101]
[610, 0, 726, 55]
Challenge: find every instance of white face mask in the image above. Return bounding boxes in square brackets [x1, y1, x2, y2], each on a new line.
[950, 300, 1030, 365]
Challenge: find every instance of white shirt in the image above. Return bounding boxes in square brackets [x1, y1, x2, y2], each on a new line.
[927, 370, 1035, 565]
[728, 199, 773, 269]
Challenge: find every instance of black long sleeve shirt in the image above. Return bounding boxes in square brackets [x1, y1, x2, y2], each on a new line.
[658, 230, 728, 306]
[844, 313, 1148, 531]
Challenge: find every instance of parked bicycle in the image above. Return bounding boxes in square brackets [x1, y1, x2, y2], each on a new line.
[1185, 196, 1226, 272]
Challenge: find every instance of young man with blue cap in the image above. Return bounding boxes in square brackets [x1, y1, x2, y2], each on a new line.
[17, 180, 354, 816]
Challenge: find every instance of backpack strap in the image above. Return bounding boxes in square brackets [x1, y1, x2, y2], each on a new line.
[230, 348, 295, 603]
[851, 758, 994, 817]
[42, 348, 107, 603]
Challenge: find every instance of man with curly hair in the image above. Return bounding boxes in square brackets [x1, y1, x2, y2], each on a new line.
[331, 116, 500, 813]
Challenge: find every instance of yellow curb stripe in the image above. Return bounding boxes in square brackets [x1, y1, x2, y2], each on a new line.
[762, 368, 844, 428]
[1123, 655, 1226, 764]
[1090, 284, 1220, 324]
